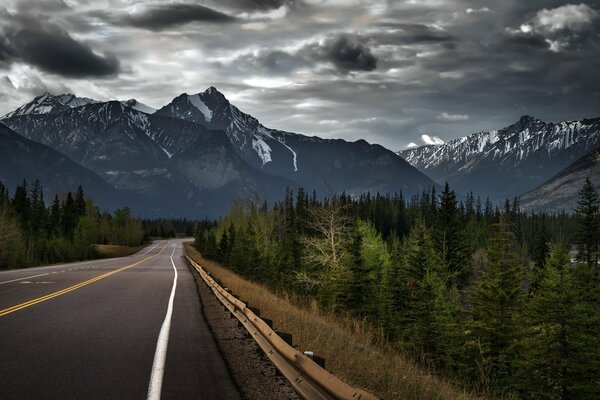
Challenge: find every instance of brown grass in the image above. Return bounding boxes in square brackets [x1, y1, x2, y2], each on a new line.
[93, 244, 145, 258]
[185, 243, 485, 400]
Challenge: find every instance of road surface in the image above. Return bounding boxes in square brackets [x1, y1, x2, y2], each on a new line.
[0, 239, 241, 400]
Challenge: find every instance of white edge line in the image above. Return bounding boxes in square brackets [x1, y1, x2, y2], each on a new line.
[147, 243, 178, 400]
[141, 243, 160, 256]
[0, 272, 49, 285]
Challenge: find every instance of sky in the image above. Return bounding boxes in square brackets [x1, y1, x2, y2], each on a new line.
[0, 0, 599, 151]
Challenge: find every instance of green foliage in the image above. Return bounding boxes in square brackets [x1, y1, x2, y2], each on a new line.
[193, 184, 597, 398]
[518, 243, 600, 399]
[575, 177, 600, 267]
[0, 180, 145, 268]
[470, 221, 526, 393]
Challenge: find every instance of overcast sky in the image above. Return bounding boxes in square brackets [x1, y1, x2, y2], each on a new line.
[0, 0, 599, 150]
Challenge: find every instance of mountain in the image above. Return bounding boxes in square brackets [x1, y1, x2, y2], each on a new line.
[0, 122, 148, 211]
[399, 116, 600, 200]
[1, 97, 293, 217]
[520, 147, 600, 212]
[156, 87, 435, 195]
[2, 87, 436, 216]
[4, 93, 99, 118]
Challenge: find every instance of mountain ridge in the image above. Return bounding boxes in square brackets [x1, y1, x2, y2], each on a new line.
[1, 87, 434, 216]
[398, 115, 600, 200]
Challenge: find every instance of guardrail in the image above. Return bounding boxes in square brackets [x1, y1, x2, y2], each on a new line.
[185, 255, 379, 400]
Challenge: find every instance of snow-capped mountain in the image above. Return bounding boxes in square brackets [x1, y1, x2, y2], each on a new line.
[0, 97, 293, 217]
[157, 87, 435, 195]
[1, 87, 436, 216]
[3, 93, 99, 118]
[398, 115, 600, 200]
[520, 147, 600, 212]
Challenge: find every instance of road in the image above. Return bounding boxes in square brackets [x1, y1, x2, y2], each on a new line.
[0, 239, 241, 400]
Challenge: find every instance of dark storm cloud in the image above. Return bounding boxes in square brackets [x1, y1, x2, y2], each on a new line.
[326, 35, 377, 71]
[4, 26, 119, 77]
[122, 4, 236, 30]
[0, 37, 16, 64]
[374, 23, 457, 45]
[499, 32, 550, 50]
[207, 0, 295, 11]
[303, 35, 377, 72]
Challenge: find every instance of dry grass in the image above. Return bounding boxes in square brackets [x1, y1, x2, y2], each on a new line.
[185, 243, 485, 400]
[93, 244, 145, 258]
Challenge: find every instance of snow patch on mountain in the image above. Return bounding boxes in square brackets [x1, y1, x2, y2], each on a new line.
[121, 99, 156, 114]
[188, 94, 213, 122]
[3, 93, 99, 118]
[252, 137, 272, 165]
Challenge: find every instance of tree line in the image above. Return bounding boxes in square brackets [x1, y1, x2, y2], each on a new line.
[0, 180, 145, 268]
[194, 180, 600, 399]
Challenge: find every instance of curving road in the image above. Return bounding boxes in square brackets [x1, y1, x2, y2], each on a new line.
[0, 239, 241, 400]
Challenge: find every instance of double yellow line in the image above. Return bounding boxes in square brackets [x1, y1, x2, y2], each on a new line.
[0, 243, 168, 317]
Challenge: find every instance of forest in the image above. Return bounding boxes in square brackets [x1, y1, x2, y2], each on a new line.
[0, 179, 147, 268]
[194, 180, 600, 399]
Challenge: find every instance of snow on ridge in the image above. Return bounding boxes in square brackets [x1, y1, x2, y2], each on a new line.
[121, 99, 157, 114]
[188, 94, 213, 122]
[252, 137, 272, 166]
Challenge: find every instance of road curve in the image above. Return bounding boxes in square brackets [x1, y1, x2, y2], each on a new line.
[0, 239, 241, 400]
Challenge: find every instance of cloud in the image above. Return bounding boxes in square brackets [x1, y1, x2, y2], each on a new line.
[4, 26, 119, 78]
[466, 7, 492, 15]
[232, 50, 311, 74]
[421, 134, 444, 145]
[122, 4, 236, 30]
[437, 111, 470, 121]
[206, 0, 295, 11]
[505, 3, 600, 52]
[530, 3, 599, 32]
[373, 23, 456, 46]
[405, 142, 418, 148]
[228, 33, 377, 74]
[315, 35, 378, 72]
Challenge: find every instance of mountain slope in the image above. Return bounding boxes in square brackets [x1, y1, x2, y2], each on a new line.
[399, 116, 600, 200]
[0, 122, 148, 211]
[1, 99, 292, 217]
[3, 93, 99, 118]
[520, 147, 600, 212]
[156, 87, 436, 195]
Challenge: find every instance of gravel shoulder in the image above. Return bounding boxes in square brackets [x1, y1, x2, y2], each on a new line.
[187, 262, 300, 400]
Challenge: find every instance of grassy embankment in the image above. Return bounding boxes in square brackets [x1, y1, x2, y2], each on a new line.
[184, 243, 484, 400]
[93, 244, 146, 258]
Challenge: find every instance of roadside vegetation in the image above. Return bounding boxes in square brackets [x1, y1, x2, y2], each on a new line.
[193, 180, 600, 399]
[0, 180, 146, 268]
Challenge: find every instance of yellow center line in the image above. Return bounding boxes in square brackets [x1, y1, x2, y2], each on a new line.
[0, 243, 169, 317]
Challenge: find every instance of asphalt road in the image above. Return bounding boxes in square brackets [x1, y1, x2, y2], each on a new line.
[0, 239, 242, 400]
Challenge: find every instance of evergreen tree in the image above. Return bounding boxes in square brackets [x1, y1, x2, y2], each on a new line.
[518, 243, 600, 399]
[433, 183, 471, 286]
[470, 220, 526, 393]
[575, 178, 599, 267]
[75, 185, 87, 217]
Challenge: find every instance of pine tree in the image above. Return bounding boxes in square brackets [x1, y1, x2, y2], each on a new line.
[518, 243, 600, 399]
[433, 183, 471, 286]
[470, 220, 526, 393]
[75, 185, 86, 217]
[575, 178, 599, 268]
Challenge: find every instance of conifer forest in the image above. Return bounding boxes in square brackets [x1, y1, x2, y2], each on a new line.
[195, 180, 600, 399]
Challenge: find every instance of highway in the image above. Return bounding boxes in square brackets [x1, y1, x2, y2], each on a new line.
[0, 239, 241, 400]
